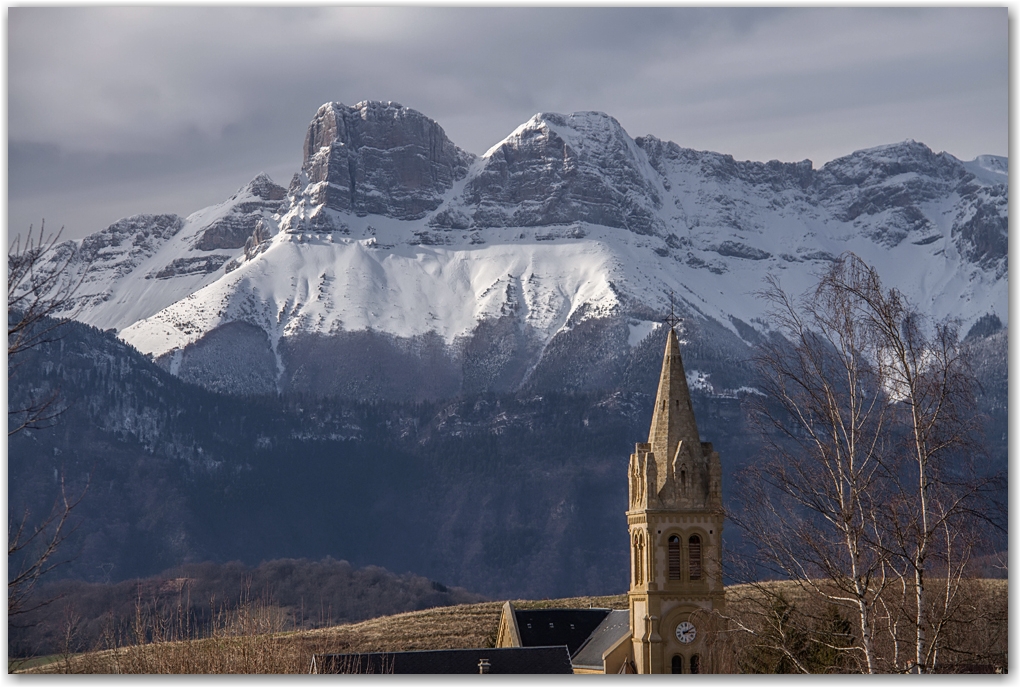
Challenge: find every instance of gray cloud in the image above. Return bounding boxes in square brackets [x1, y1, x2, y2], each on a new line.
[9, 7, 1007, 240]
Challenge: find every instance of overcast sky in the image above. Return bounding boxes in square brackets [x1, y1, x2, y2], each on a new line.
[8, 7, 1009, 242]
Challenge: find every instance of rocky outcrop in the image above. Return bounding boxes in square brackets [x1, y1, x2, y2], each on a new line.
[637, 135, 815, 191]
[811, 141, 963, 247]
[194, 174, 287, 251]
[76, 214, 185, 278]
[811, 141, 1008, 266]
[711, 241, 772, 261]
[242, 218, 274, 261]
[148, 255, 233, 280]
[953, 183, 1008, 275]
[299, 101, 474, 220]
[67, 214, 186, 309]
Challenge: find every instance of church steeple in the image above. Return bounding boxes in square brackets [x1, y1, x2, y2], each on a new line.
[626, 317, 725, 675]
[647, 327, 701, 475]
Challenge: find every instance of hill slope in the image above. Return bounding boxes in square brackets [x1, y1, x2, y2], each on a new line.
[24, 580, 1006, 674]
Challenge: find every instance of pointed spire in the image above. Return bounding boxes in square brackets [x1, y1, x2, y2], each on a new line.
[647, 327, 701, 481]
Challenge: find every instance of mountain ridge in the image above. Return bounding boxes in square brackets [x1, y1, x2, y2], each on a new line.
[39, 100, 1007, 400]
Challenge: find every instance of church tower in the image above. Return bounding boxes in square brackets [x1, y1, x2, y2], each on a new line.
[627, 326, 724, 674]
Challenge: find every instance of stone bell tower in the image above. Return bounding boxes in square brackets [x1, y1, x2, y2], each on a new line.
[627, 325, 724, 674]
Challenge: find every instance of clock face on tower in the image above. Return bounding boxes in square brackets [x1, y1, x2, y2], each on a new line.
[675, 621, 697, 644]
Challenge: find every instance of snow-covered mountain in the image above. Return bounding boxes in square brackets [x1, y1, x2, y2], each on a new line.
[48, 100, 1007, 399]
[49, 173, 287, 333]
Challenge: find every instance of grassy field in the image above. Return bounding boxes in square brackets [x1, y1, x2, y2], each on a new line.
[17, 581, 1006, 674]
[20, 595, 628, 674]
[8, 654, 64, 672]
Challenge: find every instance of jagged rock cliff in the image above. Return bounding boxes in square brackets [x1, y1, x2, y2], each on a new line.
[297, 100, 474, 220]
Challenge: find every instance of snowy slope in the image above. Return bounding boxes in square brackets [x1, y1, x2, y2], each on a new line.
[49, 174, 287, 332]
[52, 102, 1006, 398]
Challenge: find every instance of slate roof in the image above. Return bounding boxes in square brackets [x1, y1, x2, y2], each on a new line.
[570, 610, 631, 670]
[310, 646, 574, 674]
[512, 608, 612, 656]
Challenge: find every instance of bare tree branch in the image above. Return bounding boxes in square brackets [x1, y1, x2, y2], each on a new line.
[8, 472, 89, 619]
[8, 222, 85, 358]
[8, 221, 91, 627]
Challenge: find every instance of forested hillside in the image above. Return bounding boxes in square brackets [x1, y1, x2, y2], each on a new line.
[9, 557, 485, 658]
[8, 316, 1006, 656]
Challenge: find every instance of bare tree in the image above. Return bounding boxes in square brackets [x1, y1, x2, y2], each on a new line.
[8, 474, 89, 619]
[733, 253, 1000, 673]
[820, 254, 999, 673]
[733, 265, 892, 673]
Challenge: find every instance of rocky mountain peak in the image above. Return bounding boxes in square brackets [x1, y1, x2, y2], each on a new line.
[818, 139, 965, 187]
[965, 155, 1008, 184]
[972, 154, 1007, 172]
[435, 109, 663, 235]
[193, 173, 288, 253]
[297, 100, 474, 222]
[496, 110, 631, 154]
[241, 173, 287, 202]
[808, 138, 1003, 252]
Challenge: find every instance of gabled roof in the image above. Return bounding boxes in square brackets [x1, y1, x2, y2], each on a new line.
[310, 646, 574, 674]
[512, 608, 612, 656]
[570, 610, 631, 670]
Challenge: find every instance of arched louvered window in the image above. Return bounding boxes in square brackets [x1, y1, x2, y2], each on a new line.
[668, 535, 681, 580]
[671, 655, 683, 674]
[633, 535, 638, 585]
[634, 533, 644, 586]
[689, 535, 702, 581]
[690, 654, 701, 674]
